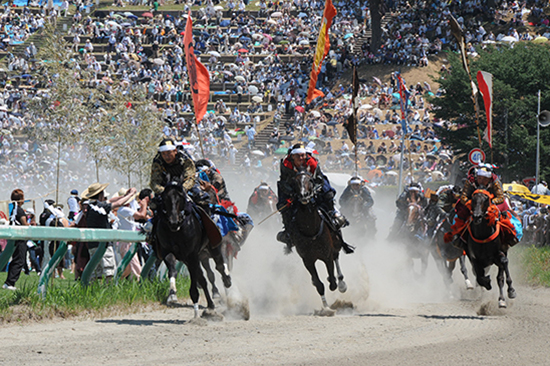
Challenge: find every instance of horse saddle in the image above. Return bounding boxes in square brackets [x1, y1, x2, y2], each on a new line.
[195, 205, 223, 248]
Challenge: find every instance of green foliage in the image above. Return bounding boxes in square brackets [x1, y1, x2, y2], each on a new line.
[0, 271, 190, 322]
[432, 44, 550, 182]
[517, 246, 550, 287]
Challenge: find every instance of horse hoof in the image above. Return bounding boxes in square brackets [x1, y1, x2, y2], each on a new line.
[202, 308, 224, 322]
[314, 307, 336, 317]
[498, 300, 507, 308]
[465, 279, 474, 290]
[329, 282, 337, 291]
[188, 317, 208, 326]
[212, 289, 221, 299]
[508, 288, 517, 299]
[223, 276, 232, 288]
[167, 294, 178, 304]
[338, 281, 348, 293]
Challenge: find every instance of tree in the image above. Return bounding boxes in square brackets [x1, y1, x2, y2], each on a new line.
[431, 44, 550, 182]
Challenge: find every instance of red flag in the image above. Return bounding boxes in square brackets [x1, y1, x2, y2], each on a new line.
[477, 70, 493, 148]
[184, 11, 210, 123]
[306, 0, 336, 104]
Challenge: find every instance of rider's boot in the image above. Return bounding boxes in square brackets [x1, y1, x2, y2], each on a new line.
[277, 209, 292, 250]
[324, 200, 349, 230]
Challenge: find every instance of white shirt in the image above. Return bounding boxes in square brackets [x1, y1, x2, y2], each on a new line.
[117, 204, 138, 231]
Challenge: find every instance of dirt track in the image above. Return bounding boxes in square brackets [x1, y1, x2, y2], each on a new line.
[1, 284, 550, 365]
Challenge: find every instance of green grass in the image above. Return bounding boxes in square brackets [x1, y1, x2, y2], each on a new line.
[0, 270, 190, 324]
[516, 245, 550, 287]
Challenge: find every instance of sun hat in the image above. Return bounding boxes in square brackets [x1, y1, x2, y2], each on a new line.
[81, 182, 109, 199]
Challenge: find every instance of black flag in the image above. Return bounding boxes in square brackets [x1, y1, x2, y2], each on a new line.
[344, 66, 359, 145]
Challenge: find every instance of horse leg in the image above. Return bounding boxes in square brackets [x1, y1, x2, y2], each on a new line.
[210, 246, 232, 289]
[500, 253, 517, 299]
[303, 259, 328, 308]
[459, 255, 474, 290]
[474, 262, 492, 291]
[334, 256, 347, 293]
[165, 253, 178, 304]
[324, 256, 338, 292]
[199, 254, 220, 299]
[496, 265, 507, 308]
[187, 254, 216, 312]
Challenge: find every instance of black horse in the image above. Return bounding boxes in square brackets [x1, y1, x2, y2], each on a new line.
[155, 180, 231, 319]
[431, 215, 474, 290]
[287, 170, 354, 314]
[465, 190, 516, 308]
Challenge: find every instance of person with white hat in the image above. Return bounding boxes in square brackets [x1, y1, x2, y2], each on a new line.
[276, 143, 348, 249]
[338, 176, 374, 219]
[80, 182, 137, 281]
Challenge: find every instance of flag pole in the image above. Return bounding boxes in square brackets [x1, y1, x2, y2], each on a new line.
[194, 118, 206, 158]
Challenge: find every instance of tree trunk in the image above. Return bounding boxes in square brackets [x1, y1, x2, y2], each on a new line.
[370, 0, 383, 52]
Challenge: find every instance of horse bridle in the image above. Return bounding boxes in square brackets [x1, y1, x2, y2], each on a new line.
[162, 181, 189, 230]
[294, 171, 321, 205]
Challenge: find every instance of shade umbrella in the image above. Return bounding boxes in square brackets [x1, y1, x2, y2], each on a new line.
[310, 110, 321, 117]
[252, 95, 263, 102]
[275, 147, 288, 155]
[343, 33, 354, 40]
[385, 171, 398, 176]
[252, 33, 263, 40]
[503, 183, 530, 194]
[298, 12, 307, 18]
[235, 75, 245, 82]
[249, 85, 259, 94]
[372, 76, 382, 86]
[501, 36, 517, 43]
[533, 36, 548, 44]
[279, 40, 289, 45]
[153, 58, 165, 65]
[263, 33, 273, 41]
[432, 171, 445, 181]
[267, 19, 277, 25]
[126, 14, 138, 20]
[295, 106, 305, 113]
[142, 12, 153, 18]
[251, 150, 265, 157]
[213, 5, 224, 10]
[366, 169, 383, 180]
[111, 14, 124, 19]
[359, 103, 373, 110]
[208, 50, 221, 57]
[299, 39, 309, 45]
[237, 48, 249, 53]
[271, 11, 283, 17]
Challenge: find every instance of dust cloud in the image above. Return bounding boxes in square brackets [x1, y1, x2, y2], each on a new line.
[222, 170, 457, 318]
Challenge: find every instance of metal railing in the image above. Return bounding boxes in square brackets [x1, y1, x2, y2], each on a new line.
[0, 226, 154, 297]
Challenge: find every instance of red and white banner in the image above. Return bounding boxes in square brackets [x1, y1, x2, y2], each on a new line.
[477, 70, 493, 148]
[184, 11, 210, 123]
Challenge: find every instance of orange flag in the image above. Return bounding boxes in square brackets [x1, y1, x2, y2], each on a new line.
[306, 0, 336, 104]
[184, 11, 210, 123]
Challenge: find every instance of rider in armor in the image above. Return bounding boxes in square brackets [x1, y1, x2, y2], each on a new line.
[339, 176, 374, 218]
[390, 182, 426, 236]
[149, 138, 211, 220]
[195, 158, 232, 202]
[424, 193, 446, 238]
[276, 143, 348, 246]
[444, 164, 518, 248]
[436, 184, 462, 215]
[247, 182, 278, 219]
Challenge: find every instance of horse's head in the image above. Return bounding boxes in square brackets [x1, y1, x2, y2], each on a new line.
[406, 202, 423, 232]
[293, 170, 317, 205]
[471, 190, 492, 224]
[162, 181, 189, 232]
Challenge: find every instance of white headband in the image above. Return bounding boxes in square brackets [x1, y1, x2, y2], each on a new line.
[350, 179, 362, 185]
[159, 144, 176, 152]
[477, 169, 492, 178]
[291, 147, 307, 155]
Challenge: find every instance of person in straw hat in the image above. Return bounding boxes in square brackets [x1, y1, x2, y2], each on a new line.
[115, 187, 149, 280]
[80, 182, 137, 281]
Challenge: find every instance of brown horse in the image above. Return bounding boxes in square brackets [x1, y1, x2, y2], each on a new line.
[466, 190, 516, 308]
[401, 202, 430, 277]
[287, 170, 353, 314]
[431, 215, 474, 290]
